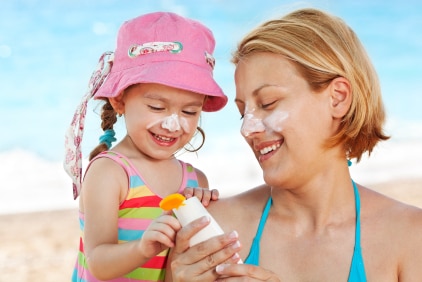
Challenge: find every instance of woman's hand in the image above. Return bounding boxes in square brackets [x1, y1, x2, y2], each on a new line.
[167, 216, 242, 282]
[215, 263, 280, 281]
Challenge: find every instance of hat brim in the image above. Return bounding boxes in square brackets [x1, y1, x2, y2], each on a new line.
[94, 60, 227, 112]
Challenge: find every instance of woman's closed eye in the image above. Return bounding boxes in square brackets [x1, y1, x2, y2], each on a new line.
[261, 100, 277, 109]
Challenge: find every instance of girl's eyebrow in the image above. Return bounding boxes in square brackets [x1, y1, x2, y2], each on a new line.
[143, 93, 166, 101]
[144, 93, 204, 107]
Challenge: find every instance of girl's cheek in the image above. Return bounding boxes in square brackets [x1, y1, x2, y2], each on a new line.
[178, 116, 192, 133]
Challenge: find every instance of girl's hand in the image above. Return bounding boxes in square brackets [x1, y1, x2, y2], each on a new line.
[167, 216, 242, 282]
[215, 263, 281, 281]
[138, 212, 181, 259]
[183, 187, 219, 207]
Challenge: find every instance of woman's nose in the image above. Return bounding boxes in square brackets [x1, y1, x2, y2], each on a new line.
[240, 113, 265, 137]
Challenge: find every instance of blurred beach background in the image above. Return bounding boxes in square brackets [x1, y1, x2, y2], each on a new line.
[1, 0, 421, 281]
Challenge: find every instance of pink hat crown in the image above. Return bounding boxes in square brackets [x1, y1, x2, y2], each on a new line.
[94, 12, 227, 112]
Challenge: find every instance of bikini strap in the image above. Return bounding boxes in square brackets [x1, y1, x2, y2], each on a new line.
[256, 196, 272, 239]
[244, 196, 272, 265]
[348, 179, 367, 281]
[352, 180, 361, 246]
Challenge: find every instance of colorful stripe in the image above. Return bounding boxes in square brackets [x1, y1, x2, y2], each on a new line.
[72, 151, 198, 281]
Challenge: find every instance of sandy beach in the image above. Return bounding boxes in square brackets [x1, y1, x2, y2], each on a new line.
[1, 179, 421, 282]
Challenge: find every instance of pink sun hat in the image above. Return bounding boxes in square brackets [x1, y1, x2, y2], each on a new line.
[94, 12, 228, 112]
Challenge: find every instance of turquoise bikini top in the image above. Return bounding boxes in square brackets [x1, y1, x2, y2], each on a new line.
[244, 180, 367, 282]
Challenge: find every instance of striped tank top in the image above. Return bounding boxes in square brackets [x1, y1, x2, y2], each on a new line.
[72, 151, 199, 282]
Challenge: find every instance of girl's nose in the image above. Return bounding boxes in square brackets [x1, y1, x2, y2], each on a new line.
[161, 114, 181, 132]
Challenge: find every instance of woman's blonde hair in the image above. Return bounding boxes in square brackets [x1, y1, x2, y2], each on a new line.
[232, 8, 389, 162]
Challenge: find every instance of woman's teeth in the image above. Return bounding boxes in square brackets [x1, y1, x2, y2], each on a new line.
[260, 143, 280, 155]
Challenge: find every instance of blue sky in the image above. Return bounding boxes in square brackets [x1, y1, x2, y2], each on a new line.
[1, 0, 421, 161]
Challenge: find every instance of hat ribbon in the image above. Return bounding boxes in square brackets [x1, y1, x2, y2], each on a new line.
[63, 51, 114, 199]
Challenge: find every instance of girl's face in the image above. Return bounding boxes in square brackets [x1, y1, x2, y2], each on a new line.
[234, 53, 336, 186]
[115, 83, 205, 160]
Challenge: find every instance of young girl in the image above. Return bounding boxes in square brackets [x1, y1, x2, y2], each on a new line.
[64, 12, 227, 281]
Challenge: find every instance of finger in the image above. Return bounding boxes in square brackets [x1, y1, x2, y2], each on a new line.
[192, 187, 205, 202]
[197, 238, 242, 269]
[199, 190, 211, 206]
[188, 231, 242, 270]
[173, 215, 211, 256]
[215, 263, 279, 281]
[211, 189, 220, 200]
[183, 187, 194, 198]
[155, 214, 181, 230]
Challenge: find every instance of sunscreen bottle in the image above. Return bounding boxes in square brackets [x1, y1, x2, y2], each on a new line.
[160, 193, 224, 247]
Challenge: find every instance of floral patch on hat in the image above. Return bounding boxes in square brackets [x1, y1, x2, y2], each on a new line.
[128, 41, 183, 57]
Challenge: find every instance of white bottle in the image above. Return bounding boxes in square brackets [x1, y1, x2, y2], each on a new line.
[172, 196, 224, 247]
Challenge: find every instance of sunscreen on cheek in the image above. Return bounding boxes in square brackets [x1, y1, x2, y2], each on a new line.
[263, 110, 289, 133]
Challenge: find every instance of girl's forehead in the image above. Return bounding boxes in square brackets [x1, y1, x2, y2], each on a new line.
[127, 84, 206, 104]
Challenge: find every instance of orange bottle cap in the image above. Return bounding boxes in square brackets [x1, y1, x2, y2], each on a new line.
[159, 193, 186, 211]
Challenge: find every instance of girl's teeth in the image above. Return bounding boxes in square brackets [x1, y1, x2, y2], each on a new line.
[155, 134, 173, 142]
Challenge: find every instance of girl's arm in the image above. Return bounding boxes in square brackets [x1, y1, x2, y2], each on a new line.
[81, 158, 181, 280]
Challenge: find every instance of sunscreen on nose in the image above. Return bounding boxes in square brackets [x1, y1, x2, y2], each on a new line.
[161, 114, 181, 132]
[241, 113, 265, 137]
[147, 114, 192, 133]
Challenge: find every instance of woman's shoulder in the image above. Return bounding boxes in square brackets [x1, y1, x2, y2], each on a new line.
[360, 184, 422, 277]
[207, 184, 271, 219]
[360, 184, 422, 217]
[206, 184, 271, 236]
[360, 184, 422, 240]
[216, 184, 270, 206]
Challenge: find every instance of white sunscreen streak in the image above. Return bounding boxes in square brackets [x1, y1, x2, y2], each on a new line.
[241, 107, 289, 136]
[146, 114, 191, 133]
[263, 110, 289, 133]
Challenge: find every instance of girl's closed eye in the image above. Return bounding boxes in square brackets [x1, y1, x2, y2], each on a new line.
[148, 104, 165, 111]
[182, 110, 199, 116]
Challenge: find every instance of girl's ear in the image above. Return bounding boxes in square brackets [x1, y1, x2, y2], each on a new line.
[109, 94, 125, 115]
[329, 77, 352, 119]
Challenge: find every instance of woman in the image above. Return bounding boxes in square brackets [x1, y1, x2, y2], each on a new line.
[165, 8, 422, 281]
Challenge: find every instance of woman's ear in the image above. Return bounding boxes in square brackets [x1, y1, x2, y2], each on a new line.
[329, 77, 352, 119]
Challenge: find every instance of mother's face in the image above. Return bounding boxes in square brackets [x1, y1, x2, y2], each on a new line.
[234, 52, 335, 185]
